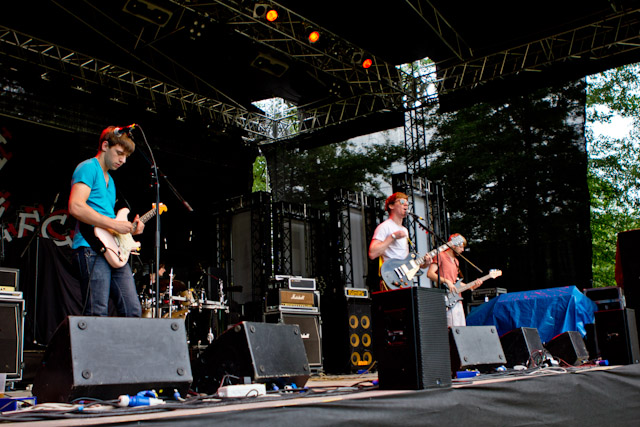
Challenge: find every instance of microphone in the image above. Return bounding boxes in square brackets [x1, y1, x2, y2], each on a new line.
[113, 123, 137, 137]
[408, 212, 425, 221]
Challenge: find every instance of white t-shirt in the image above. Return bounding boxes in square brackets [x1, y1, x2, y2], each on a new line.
[372, 218, 409, 261]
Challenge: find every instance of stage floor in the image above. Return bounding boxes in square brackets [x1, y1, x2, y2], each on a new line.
[2, 364, 640, 426]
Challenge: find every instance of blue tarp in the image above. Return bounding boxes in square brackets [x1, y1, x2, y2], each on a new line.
[466, 286, 598, 343]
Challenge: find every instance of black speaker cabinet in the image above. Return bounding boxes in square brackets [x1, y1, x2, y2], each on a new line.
[347, 299, 374, 372]
[264, 312, 323, 368]
[0, 298, 24, 379]
[500, 327, 545, 368]
[193, 321, 310, 393]
[595, 308, 640, 365]
[32, 316, 193, 403]
[372, 287, 451, 390]
[449, 326, 506, 374]
[545, 331, 589, 366]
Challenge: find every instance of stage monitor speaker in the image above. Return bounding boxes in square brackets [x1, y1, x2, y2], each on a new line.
[545, 331, 589, 366]
[595, 308, 640, 365]
[449, 326, 506, 374]
[193, 321, 310, 394]
[0, 299, 24, 379]
[347, 299, 374, 372]
[32, 316, 192, 403]
[500, 327, 545, 368]
[264, 312, 322, 368]
[372, 287, 451, 390]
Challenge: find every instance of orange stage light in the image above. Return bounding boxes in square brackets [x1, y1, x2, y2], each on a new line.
[266, 9, 278, 22]
[308, 31, 320, 43]
[362, 58, 373, 69]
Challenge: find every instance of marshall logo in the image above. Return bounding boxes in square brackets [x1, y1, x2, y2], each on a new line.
[279, 289, 314, 307]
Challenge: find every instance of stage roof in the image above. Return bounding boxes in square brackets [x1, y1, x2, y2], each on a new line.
[2, 1, 640, 145]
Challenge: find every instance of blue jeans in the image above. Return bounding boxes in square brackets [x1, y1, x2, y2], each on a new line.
[75, 246, 142, 317]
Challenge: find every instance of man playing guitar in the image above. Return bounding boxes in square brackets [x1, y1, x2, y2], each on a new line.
[427, 233, 482, 327]
[68, 126, 145, 317]
[368, 192, 431, 291]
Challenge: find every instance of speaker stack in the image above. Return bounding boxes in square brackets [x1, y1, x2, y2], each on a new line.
[345, 289, 374, 372]
[595, 308, 640, 365]
[584, 282, 640, 365]
[264, 277, 322, 371]
[372, 287, 451, 390]
[0, 285, 24, 382]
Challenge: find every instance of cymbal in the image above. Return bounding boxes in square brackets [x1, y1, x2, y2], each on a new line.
[159, 278, 187, 293]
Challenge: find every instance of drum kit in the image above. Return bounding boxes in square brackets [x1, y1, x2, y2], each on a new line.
[139, 270, 228, 346]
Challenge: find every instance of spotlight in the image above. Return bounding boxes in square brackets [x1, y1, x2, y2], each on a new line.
[308, 31, 320, 43]
[362, 58, 373, 69]
[266, 9, 278, 22]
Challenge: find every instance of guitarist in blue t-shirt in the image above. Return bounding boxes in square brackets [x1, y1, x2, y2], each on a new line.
[68, 126, 145, 317]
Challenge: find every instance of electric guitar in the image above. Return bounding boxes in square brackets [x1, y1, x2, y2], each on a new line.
[381, 235, 465, 289]
[444, 269, 502, 308]
[92, 203, 167, 268]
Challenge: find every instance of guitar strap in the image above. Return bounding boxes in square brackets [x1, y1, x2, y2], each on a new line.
[78, 221, 107, 255]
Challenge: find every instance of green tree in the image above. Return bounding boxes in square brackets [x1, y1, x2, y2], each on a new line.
[586, 63, 640, 286]
[424, 81, 591, 292]
[268, 136, 405, 208]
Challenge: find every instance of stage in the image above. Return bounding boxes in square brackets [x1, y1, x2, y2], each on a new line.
[2, 364, 639, 426]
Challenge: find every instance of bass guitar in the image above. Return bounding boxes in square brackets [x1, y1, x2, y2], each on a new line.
[381, 235, 465, 289]
[444, 269, 502, 308]
[92, 203, 167, 268]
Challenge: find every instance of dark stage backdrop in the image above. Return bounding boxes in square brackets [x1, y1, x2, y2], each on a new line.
[0, 68, 255, 346]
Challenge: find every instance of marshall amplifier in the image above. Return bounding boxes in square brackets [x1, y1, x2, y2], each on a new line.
[265, 289, 319, 313]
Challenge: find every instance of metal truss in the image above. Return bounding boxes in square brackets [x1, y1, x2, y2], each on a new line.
[173, 0, 410, 101]
[425, 6, 640, 97]
[0, 25, 411, 142]
[0, 26, 278, 138]
[405, 0, 474, 61]
[404, 107, 429, 175]
[392, 173, 449, 257]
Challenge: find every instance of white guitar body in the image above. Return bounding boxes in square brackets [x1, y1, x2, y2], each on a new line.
[94, 208, 141, 269]
[92, 204, 166, 269]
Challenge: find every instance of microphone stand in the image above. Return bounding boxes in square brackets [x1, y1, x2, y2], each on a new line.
[408, 212, 483, 278]
[133, 126, 194, 318]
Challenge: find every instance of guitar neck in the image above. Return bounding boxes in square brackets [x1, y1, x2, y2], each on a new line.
[139, 208, 159, 224]
[415, 242, 453, 265]
[456, 271, 497, 293]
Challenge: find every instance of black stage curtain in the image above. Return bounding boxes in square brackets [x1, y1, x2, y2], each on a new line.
[35, 238, 83, 344]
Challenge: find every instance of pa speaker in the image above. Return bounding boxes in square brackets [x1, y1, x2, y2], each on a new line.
[545, 331, 589, 366]
[0, 299, 24, 379]
[595, 308, 640, 365]
[449, 326, 506, 374]
[500, 327, 545, 368]
[348, 299, 374, 371]
[32, 316, 192, 403]
[372, 287, 451, 390]
[193, 321, 310, 393]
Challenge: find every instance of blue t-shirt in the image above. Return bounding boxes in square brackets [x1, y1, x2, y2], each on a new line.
[71, 157, 116, 249]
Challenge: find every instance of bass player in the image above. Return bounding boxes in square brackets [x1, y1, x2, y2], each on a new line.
[426, 233, 482, 327]
[68, 126, 144, 317]
[368, 192, 431, 291]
